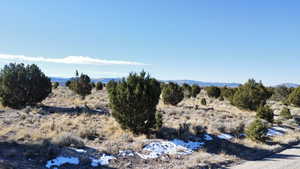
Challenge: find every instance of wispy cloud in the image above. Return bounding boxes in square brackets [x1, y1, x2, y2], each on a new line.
[0, 53, 146, 66]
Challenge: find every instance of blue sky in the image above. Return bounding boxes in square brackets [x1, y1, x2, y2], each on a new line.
[0, 0, 299, 85]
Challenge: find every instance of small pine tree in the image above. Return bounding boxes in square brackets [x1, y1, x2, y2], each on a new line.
[280, 107, 292, 120]
[69, 72, 92, 99]
[182, 83, 192, 98]
[191, 85, 201, 98]
[96, 81, 103, 90]
[107, 71, 161, 134]
[90, 82, 96, 88]
[162, 82, 184, 105]
[246, 119, 268, 142]
[155, 112, 163, 130]
[287, 87, 300, 107]
[65, 80, 71, 87]
[219, 95, 224, 101]
[205, 86, 221, 98]
[256, 105, 274, 123]
[52, 82, 59, 89]
[201, 98, 207, 105]
[0, 63, 52, 109]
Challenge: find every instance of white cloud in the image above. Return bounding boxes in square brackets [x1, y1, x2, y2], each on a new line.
[0, 53, 146, 66]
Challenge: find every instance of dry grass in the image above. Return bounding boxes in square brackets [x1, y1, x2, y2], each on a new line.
[1, 87, 300, 169]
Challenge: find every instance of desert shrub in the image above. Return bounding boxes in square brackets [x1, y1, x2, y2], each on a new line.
[54, 133, 85, 148]
[177, 123, 191, 140]
[280, 107, 292, 120]
[52, 82, 59, 89]
[69, 73, 92, 99]
[96, 81, 103, 90]
[162, 82, 184, 105]
[246, 119, 268, 142]
[221, 87, 237, 102]
[107, 71, 161, 134]
[192, 125, 206, 136]
[201, 98, 207, 105]
[219, 96, 224, 101]
[79, 128, 98, 140]
[155, 112, 163, 130]
[205, 86, 221, 98]
[182, 83, 192, 98]
[256, 105, 274, 123]
[65, 80, 71, 87]
[231, 79, 272, 111]
[160, 82, 167, 90]
[287, 87, 300, 107]
[90, 82, 96, 88]
[106, 80, 117, 96]
[271, 85, 291, 101]
[0, 63, 51, 109]
[191, 84, 201, 98]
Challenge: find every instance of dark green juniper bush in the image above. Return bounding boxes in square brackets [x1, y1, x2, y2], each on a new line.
[231, 79, 272, 111]
[107, 71, 161, 134]
[69, 72, 92, 99]
[205, 86, 221, 98]
[0, 63, 51, 109]
[280, 107, 293, 120]
[256, 105, 274, 123]
[191, 84, 201, 98]
[52, 82, 59, 89]
[246, 119, 268, 142]
[96, 81, 104, 90]
[287, 87, 300, 107]
[182, 83, 192, 98]
[162, 82, 184, 105]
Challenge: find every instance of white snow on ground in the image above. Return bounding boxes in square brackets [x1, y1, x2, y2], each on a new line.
[204, 134, 213, 141]
[272, 127, 288, 132]
[217, 133, 233, 140]
[72, 148, 87, 153]
[46, 156, 79, 168]
[90, 154, 116, 167]
[118, 150, 135, 157]
[267, 127, 285, 137]
[136, 139, 204, 159]
[172, 139, 205, 150]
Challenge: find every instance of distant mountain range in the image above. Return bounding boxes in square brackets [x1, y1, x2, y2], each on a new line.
[276, 83, 300, 88]
[51, 77, 241, 87]
[51, 77, 299, 88]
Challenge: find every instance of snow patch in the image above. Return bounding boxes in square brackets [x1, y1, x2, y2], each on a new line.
[137, 139, 204, 159]
[272, 127, 288, 132]
[72, 148, 87, 153]
[90, 154, 116, 167]
[217, 133, 233, 140]
[267, 128, 285, 137]
[46, 156, 79, 168]
[118, 150, 135, 157]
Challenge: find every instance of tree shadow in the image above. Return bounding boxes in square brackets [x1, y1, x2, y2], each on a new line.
[204, 137, 300, 161]
[0, 141, 117, 169]
[39, 105, 109, 115]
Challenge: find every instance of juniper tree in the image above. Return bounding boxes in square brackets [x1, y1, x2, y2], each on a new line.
[107, 71, 161, 134]
[0, 63, 51, 109]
